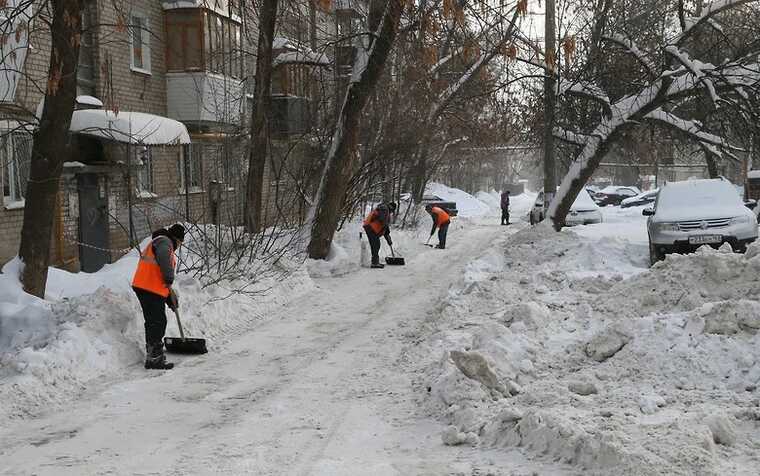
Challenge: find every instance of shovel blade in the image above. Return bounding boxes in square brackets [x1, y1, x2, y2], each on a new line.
[164, 336, 208, 354]
[385, 256, 405, 265]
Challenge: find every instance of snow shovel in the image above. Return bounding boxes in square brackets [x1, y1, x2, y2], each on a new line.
[385, 245, 405, 266]
[423, 235, 435, 248]
[164, 308, 207, 354]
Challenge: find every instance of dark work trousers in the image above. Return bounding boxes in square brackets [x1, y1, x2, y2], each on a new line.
[501, 207, 510, 225]
[363, 225, 381, 265]
[438, 222, 450, 249]
[133, 287, 168, 346]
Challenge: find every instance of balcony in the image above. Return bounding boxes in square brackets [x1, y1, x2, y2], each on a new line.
[269, 96, 311, 136]
[166, 72, 244, 127]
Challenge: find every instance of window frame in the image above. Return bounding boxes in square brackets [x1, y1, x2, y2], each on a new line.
[2, 131, 32, 206]
[129, 12, 152, 75]
[134, 145, 155, 197]
[165, 9, 205, 73]
[178, 145, 203, 194]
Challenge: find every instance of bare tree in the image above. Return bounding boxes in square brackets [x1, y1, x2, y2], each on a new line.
[307, 0, 404, 259]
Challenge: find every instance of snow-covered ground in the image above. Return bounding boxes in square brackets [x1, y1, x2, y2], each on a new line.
[2, 191, 759, 475]
[412, 204, 760, 474]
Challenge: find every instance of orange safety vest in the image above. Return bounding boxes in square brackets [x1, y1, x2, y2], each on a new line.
[431, 206, 450, 227]
[363, 209, 385, 235]
[132, 237, 176, 297]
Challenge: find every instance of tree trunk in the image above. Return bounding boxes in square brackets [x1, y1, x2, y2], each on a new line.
[18, 0, 83, 298]
[543, 0, 557, 209]
[307, 0, 404, 259]
[244, 0, 278, 233]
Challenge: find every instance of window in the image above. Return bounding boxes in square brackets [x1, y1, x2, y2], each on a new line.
[272, 64, 312, 97]
[1, 131, 32, 204]
[77, 1, 96, 95]
[133, 146, 154, 196]
[129, 14, 151, 74]
[166, 10, 204, 72]
[178, 145, 202, 192]
[166, 9, 241, 77]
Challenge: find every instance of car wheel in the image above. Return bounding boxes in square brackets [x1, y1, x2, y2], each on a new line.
[649, 241, 664, 266]
[733, 243, 747, 254]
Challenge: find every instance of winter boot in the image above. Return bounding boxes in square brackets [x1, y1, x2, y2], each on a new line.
[371, 262, 385, 269]
[145, 343, 174, 370]
[435, 244, 445, 249]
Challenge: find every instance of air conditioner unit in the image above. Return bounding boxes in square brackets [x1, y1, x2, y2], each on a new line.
[269, 96, 312, 136]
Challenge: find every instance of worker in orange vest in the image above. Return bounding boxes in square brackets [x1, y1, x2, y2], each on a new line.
[132, 223, 185, 370]
[426, 204, 451, 249]
[363, 202, 396, 268]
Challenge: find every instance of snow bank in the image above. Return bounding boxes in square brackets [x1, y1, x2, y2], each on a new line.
[409, 218, 760, 474]
[0, 228, 315, 421]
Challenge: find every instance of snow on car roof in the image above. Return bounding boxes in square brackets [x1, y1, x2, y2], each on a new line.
[571, 188, 600, 210]
[598, 185, 640, 194]
[656, 179, 745, 219]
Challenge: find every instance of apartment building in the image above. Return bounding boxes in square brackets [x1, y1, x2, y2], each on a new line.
[0, 0, 354, 272]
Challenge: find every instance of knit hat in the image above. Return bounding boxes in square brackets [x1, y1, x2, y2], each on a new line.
[167, 223, 186, 242]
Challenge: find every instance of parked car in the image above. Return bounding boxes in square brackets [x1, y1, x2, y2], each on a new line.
[421, 194, 458, 216]
[594, 185, 641, 206]
[645, 178, 758, 265]
[620, 189, 658, 208]
[529, 190, 603, 226]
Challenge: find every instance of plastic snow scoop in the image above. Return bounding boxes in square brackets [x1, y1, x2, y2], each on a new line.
[164, 308, 207, 354]
[385, 245, 405, 266]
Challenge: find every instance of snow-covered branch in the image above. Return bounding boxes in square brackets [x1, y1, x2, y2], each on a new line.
[644, 109, 741, 152]
[429, 48, 463, 75]
[664, 46, 719, 103]
[558, 81, 611, 110]
[602, 34, 657, 79]
[674, 0, 756, 45]
[553, 127, 590, 146]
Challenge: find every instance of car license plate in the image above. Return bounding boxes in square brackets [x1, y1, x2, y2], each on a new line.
[689, 235, 722, 245]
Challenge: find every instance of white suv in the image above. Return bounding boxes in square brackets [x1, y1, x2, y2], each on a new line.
[645, 178, 758, 265]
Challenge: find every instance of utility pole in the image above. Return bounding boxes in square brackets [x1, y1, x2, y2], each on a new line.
[543, 0, 556, 211]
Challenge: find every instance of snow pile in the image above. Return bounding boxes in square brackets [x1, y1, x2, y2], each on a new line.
[409, 222, 760, 474]
[0, 229, 315, 421]
[426, 182, 491, 217]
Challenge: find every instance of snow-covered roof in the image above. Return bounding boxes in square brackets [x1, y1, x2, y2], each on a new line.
[76, 95, 104, 108]
[272, 37, 330, 67]
[70, 110, 191, 145]
[273, 50, 330, 67]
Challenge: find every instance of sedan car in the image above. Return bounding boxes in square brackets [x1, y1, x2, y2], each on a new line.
[594, 185, 641, 206]
[529, 189, 603, 226]
[645, 178, 758, 265]
[421, 194, 458, 216]
[621, 189, 658, 208]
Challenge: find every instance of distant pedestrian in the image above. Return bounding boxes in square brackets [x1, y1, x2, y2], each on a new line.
[426, 204, 451, 249]
[363, 202, 396, 269]
[132, 223, 185, 370]
[501, 190, 510, 225]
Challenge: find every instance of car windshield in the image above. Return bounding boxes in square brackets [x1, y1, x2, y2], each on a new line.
[657, 180, 744, 212]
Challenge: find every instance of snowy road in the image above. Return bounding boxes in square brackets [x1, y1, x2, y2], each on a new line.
[0, 218, 544, 475]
